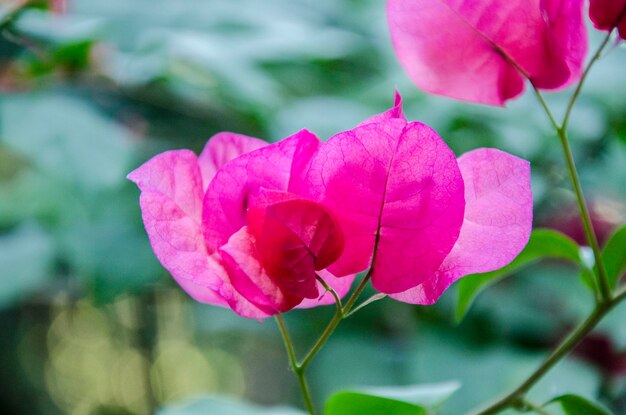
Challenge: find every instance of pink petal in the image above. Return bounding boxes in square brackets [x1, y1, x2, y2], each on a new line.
[219, 226, 303, 314]
[296, 270, 356, 309]
[391, 148, 533, 304]
[198, 132, 267, 190]
[247, 189, 345, 299]
[387, 0, 587, 105]
[357, 91, 405, 126]
[202, 130, 320, 252]
[127, 150, 228, 307]
[294, 119, 465, 294]
[589, 0, 626, 36]
[128, 151, 270, 319]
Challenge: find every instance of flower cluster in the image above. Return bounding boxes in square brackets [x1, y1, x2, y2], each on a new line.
[129, 94, 532, 318]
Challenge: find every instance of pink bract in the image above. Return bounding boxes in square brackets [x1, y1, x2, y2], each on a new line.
[293, 114, 466, 295]
[390, 148, 533, 304]
[387, 0, 587, 105]
[589, 0, 626, 39]
[293, 93, 532, 301]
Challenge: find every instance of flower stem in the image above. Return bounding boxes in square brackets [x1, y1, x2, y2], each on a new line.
[473, 29, 621, 415]
[519, 398, 553, 415]
[299, 270, 372, 370]
[530, 87, 611, 301]
[471, 287, 626, 415]
[562, 31, 613, 131]
[275, 268, 375, 415]
[276, 314, 316, 415]
[555, 121, 611, 300]
[529, 28, 615, 301]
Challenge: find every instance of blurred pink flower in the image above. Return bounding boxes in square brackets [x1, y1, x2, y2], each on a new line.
[128, 132, 352, 319]
[387, 0, 587, 105]
[589, 0, 626, 39]
[52, 0, 67, 14]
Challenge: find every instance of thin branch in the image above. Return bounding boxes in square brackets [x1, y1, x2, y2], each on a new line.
[471, 287, 626, 415]
[275, 315, 316, 415]
[562, 30, 613, 130]
[519, 399, 553, 415]
[316, 274, 342, 314]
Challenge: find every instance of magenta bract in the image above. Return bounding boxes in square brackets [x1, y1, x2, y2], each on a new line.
[589, 0, 626, 39]
[387, 0, 587, 105]
[390, 148, 533, 304]
[129, 93, 533, 316]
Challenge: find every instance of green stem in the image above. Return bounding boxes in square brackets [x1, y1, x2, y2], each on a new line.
[276, 314, 316, 415]
[299, 270, 373, 370]
[316, 274, 342, 314]
[530, 84, 611, 301]
[555, 120, 611, 300]
[275, 268, 375, 415]
[528, 28, 614, 301]
[473, 29, 621, 415]
[472, 287, 626, 415]
[562, 31, 613, 131]
[519, 399, 553, 415]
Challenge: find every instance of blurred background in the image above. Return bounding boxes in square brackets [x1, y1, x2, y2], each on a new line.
[1, 0, 625, 414]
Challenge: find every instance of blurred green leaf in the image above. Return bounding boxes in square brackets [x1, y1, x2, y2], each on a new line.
[13, 8, 104, 44]
[548, 394, 611, 415]
[1, 93, 134, 191]
[602, 225, 626, 289]
[0, 223, 54, 308]
[60, 207, 161, 301]
[157, 396, 306, 415]
[456, 229, 582, 322]
[325, 391, 426, 415]
[0, 0, 26, 26]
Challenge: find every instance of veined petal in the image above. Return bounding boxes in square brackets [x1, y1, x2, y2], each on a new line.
[357, 91, 405, 126]
[127, 150, 227, 306]
[198, 132, 267, 190]
[391, 148, 532, 304]
[295, 118, 465, 294]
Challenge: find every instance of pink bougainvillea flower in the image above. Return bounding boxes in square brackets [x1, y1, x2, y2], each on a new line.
[387, 0, 587, 105]
[130, 92, 532, 311]
[128, 132, 352, 319]
[589, 0, 626, 39]
[293, 93, 532, 302]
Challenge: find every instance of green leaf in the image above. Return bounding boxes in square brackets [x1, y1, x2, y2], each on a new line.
[548, 394, 611, 415]
[325, 391, 426, 415]
[325, 383, 458, 415]
[157, 396, 305, 415]
[456, 229, 582, 322]
[1, 94, 135, 191]
[357, 381, 460, 408]
[602, 225, 626, 289]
